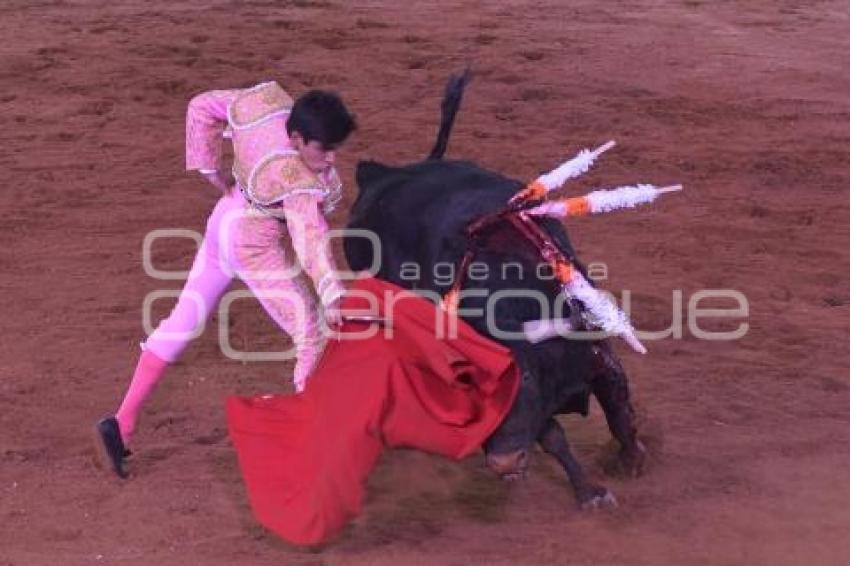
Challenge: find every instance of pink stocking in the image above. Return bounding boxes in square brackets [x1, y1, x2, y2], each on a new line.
[115, 349, 169, 445]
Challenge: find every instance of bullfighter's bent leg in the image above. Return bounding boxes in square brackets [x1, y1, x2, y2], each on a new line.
[239, 270, 325, 392]
[538, 417, 617, 510]
[591, 341, 646, 477]
[230, 213, 326, 393]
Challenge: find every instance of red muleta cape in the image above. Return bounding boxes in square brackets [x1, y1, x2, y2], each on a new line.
[226, 277, 520, 545]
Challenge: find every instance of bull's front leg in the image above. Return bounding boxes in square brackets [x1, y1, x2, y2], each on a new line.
[538, 417, 617, 510]
[591, 341, 646, 477]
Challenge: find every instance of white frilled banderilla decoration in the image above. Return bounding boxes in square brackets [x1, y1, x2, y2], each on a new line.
[511, 140, 683, 355]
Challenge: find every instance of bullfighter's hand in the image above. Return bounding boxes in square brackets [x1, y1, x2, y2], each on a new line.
[324, 296, 344, 327]
[200, 169, 235, 193]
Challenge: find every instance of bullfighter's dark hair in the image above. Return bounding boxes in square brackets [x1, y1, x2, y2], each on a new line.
[287, 90, 357, 149]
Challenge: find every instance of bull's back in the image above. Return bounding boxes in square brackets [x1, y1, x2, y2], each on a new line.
[346, 159, 519, 280]
[347, 159, 580, 293]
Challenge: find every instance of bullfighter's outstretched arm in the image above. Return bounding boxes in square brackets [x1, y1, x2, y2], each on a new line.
[281, 193, 346, 311]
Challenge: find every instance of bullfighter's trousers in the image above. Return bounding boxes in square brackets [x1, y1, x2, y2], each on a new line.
[143, 188, 326, 391]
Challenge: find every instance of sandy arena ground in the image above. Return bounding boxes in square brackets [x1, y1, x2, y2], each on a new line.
[1, 1, 849, 564]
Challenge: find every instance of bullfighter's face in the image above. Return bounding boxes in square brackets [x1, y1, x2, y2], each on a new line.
[291, 133, 339, 175]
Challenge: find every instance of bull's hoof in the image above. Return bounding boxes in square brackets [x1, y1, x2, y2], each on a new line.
[576, 485, 617, 511]
[619, 440, 647, 478]
[600, 439, 648, 478]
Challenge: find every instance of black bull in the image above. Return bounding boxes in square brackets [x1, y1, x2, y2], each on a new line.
[343, 75, 646, 508]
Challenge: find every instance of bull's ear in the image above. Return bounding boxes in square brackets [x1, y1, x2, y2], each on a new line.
[356, 160, 396, 192]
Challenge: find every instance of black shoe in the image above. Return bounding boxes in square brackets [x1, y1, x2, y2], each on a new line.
[95, 416, 130, 478]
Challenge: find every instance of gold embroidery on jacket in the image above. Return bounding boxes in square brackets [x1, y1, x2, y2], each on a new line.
[229, 82, 293, 128]
[251, 154, 323, 204]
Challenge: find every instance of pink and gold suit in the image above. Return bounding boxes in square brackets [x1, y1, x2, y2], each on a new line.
[144, 81, 345, 391]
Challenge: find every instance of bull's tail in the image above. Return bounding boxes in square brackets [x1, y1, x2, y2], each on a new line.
[427, 68, 471, 160]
